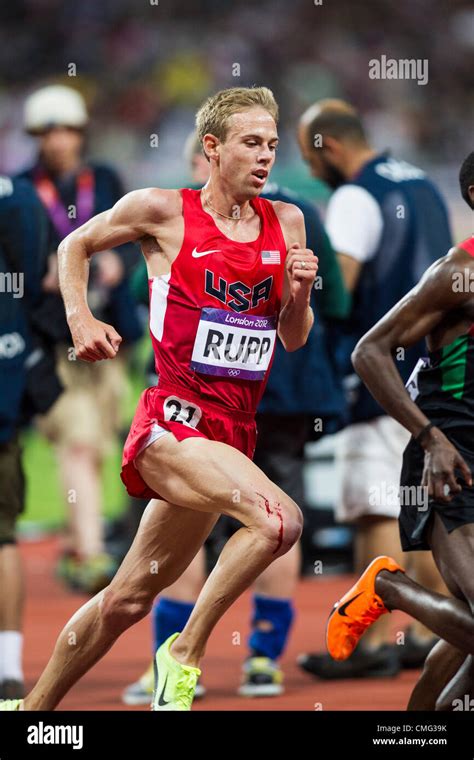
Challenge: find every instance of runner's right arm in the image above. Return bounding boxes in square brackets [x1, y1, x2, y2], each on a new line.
[57, 188, 176, 361]
[352, 249, 474, 501]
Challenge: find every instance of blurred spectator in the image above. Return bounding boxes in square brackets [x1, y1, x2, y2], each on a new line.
[0, 175, 61, 699]
[296, 99, 451, 679]
[16, 84, 142, 595]
[0, 0, 473, 186]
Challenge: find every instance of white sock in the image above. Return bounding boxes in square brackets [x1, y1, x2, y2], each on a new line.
[0, 631, 23, 681]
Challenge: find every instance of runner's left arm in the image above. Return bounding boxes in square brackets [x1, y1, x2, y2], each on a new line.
[276, 202, 318, 352]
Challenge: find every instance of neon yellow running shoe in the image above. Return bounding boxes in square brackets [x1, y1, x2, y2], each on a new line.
[123, 661, 206, 706]
[0, 699, 23, 710]
[238, 657, 284, 697]
[152, 633, 200, 711]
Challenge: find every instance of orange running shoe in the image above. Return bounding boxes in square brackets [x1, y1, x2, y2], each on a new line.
[326, 556, 404, 661]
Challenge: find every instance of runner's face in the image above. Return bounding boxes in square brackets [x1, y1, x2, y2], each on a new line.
[218, 108, 278, 198]
[38, 127, 84, 171]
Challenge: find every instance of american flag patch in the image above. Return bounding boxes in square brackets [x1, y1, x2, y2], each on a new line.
[261, 250, 281, 264]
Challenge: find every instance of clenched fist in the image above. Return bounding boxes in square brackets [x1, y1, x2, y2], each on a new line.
[286, 243, 318, 302]
[69, 314, 122, 362]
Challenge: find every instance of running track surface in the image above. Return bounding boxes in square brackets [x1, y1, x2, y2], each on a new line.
[21, 538, 418, 711]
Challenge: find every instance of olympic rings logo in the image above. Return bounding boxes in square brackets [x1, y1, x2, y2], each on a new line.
[227, 369, 241, 376]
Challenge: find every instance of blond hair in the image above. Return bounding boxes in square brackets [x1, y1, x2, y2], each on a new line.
[195, 86, 278, 156]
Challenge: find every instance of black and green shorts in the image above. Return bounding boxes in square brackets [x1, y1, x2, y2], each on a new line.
[399, 426, 474, 552]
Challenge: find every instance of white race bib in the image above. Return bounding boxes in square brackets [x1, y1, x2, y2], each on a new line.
[163, 395, 202, 427]
[405, 357, 430, 401]
[190, 307, 277, 381]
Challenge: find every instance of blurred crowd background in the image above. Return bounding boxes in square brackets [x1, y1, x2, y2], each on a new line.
[0, 0, 473, 216]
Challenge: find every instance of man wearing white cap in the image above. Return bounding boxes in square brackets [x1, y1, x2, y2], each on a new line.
[17, 84, 142, 595]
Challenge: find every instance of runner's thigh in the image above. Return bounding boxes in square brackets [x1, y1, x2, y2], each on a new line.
[135, 434, 302, 529]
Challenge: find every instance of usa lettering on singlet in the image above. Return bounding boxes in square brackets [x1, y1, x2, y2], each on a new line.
[148, 188, 288, 414]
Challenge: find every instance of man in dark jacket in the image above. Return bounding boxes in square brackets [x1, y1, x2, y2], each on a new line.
[297, 99, 451, 678]
[0, 175, 61, 699]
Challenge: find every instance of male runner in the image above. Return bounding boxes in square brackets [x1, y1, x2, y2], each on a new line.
[0, 86, 317, 712]
[325, 151, 474, 710]
[123, 131, 348, 703]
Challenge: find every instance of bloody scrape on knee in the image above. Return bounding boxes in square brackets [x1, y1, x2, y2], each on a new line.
[255, 491, 284, 554]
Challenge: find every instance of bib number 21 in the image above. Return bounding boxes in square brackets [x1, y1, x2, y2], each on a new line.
[163, 395, 202, 428]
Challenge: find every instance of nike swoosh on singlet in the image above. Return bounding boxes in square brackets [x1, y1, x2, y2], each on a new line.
[337, 592, 364, 617]
[191, 247, 220, 258]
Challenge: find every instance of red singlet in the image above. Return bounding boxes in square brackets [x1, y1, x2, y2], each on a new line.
[121, 188, 287, 499]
